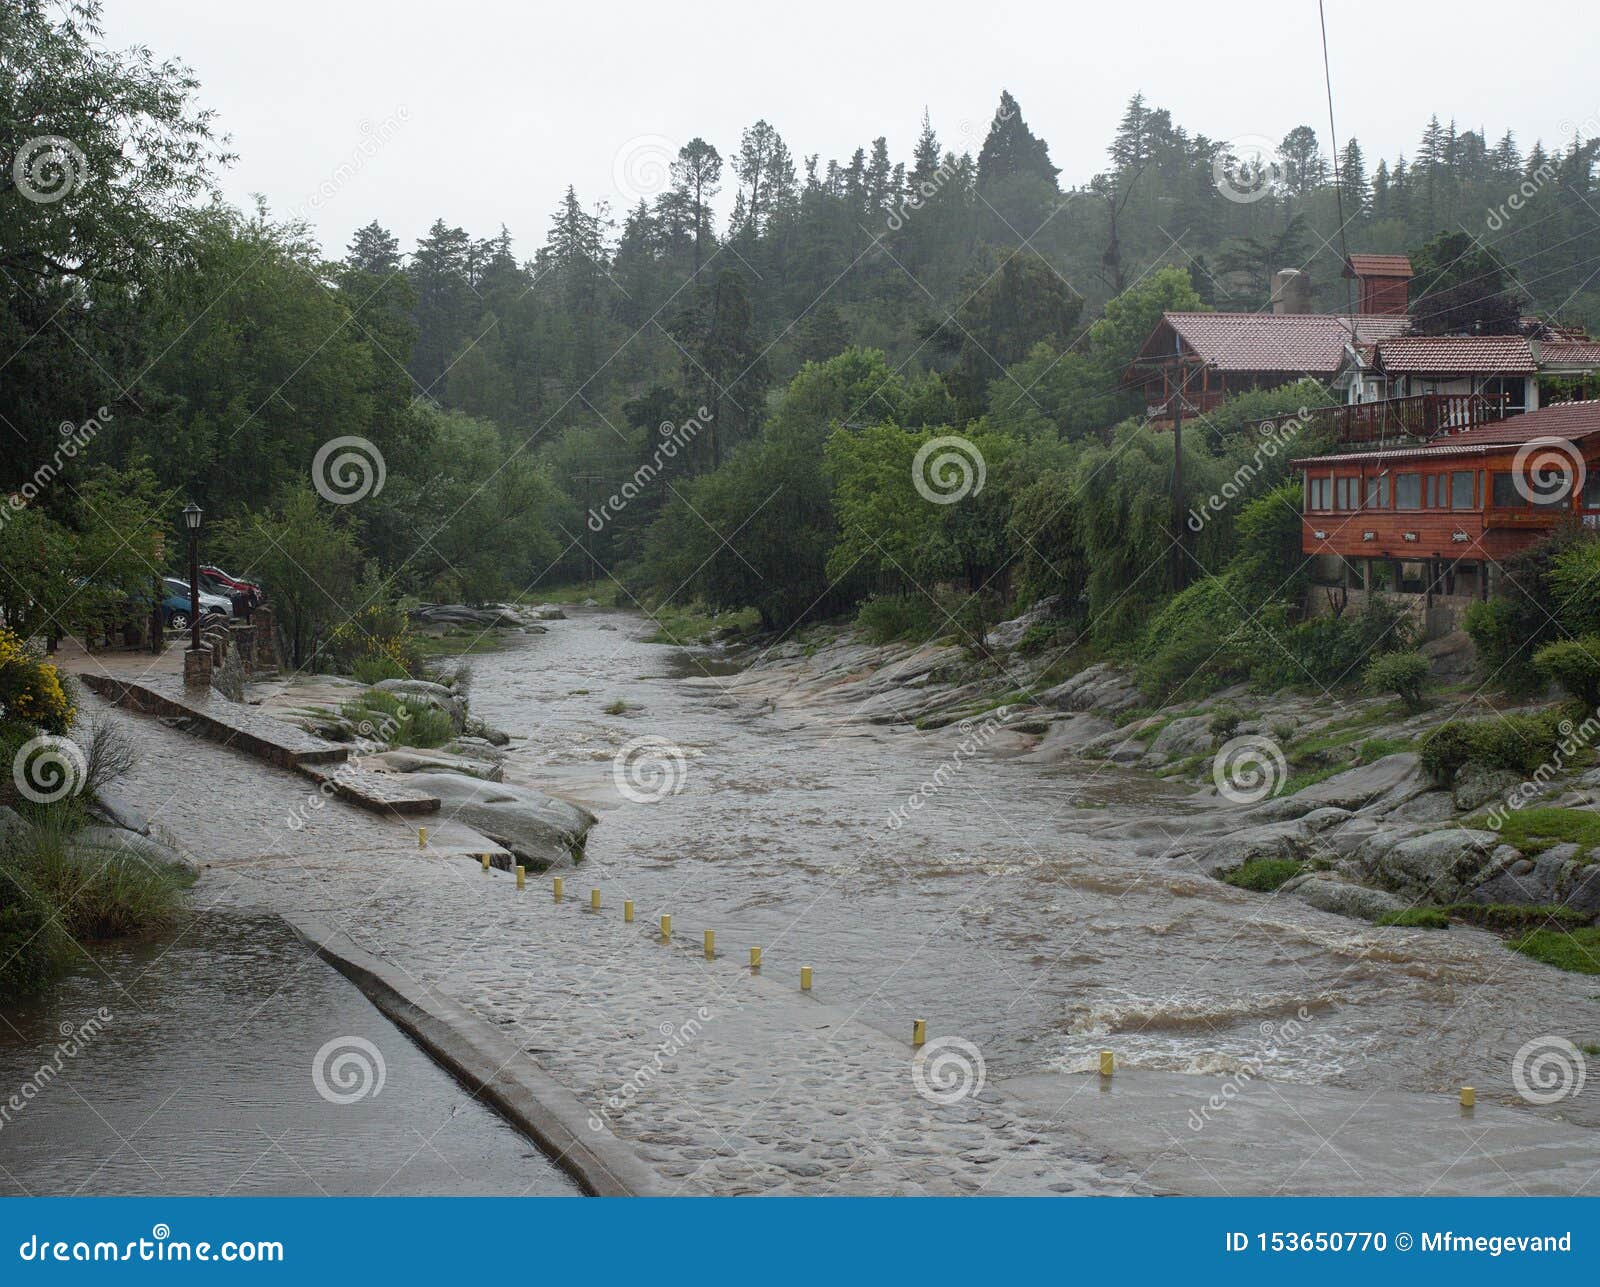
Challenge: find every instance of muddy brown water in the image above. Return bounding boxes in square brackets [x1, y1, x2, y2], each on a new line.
[473, 608, 1600, 1127]
[0, 913, 577, 1196]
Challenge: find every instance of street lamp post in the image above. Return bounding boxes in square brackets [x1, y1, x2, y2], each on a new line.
[182, 501, 203, 654]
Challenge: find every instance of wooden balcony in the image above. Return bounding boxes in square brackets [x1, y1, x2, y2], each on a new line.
[1318, 393, 1505, 445]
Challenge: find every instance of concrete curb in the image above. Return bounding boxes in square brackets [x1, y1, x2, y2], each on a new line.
[285, 913, 670, 1197]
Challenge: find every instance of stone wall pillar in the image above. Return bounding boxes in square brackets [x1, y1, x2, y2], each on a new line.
[183, 647, 213, 689]
[253, 606, 279, 670]
[232, 624, 256, 678]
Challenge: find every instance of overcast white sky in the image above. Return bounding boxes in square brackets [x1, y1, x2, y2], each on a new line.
[102, 0, 1598, 262]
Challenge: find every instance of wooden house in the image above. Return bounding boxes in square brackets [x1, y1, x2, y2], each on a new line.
[1291, 400, 1600, 599]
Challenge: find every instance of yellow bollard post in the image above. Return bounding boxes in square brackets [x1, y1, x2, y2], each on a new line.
[1099, 1049, 1114, 1077]
[591, 888, 601, 911]
[1460, 1086, 1475, 1109]
[704, 929, 715, 960]
[660, 913, 672, 942]
[800, 966, 812, 992]
[913, 1019, 926, 1047]
[515, 865, 525, 890]
[553, 876, 563, 902]
[418, 827, 428, 849]
[481, 853, 490, 873]
[749, 946, 762, 970]
[624, 900, 635, 923]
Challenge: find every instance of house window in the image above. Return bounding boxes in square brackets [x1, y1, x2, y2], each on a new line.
[1395, 473, 1422, 509]
[1424, 475, 1442, 508]
[1451, 471, 1475, 509]
[1483, 376, 1528, 417]
[1585, 471, 1600, 510]
[1335, 477, 1361, 511]
[1491, 472, 1526, 507]
[1366, 476, 1389, 509]
[1307, 475, 1333, 511]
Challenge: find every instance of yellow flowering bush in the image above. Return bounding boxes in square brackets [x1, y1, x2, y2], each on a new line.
[0, 629, 75, 734]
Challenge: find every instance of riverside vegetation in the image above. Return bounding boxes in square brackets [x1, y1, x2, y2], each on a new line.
[7, 3, 1600, 990]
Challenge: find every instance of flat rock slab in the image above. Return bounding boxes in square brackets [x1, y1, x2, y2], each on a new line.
[80, 672, 349, 769]
[297, 762, 440, 815]
[1002, 1070, 1598, 1196]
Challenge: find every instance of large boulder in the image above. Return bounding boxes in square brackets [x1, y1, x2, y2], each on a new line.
[372, 679, 466, 729]
[1451, 763, 1527, 814]
[1284, 872, 1407, 921]
[983, 597, 1062, 652]
[528, 604, 567, 621]
[1036, 663, 1143, 717]
[1248, 753, 1421, 822]
[1147, 715, 1214, 761]
[1190, 820, 1311, 878]
[400, 774, 595, 869]
[1355, 827, 1500, 902]
[360, 748, 502, 782]
[1468, 849, 1600, 915]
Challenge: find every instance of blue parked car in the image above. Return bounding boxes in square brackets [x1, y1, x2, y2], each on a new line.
[160, 576, 232, 629]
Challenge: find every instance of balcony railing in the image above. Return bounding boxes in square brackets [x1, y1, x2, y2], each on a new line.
[1319, 393, 1507, 445]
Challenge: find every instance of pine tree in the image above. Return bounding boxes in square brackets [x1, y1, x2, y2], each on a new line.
[669, 139, 723, 271]
[976, 90, 1059, 190]
[345, 220, 401, 274]
[1337, 139, 1367, 218]
[911, 109, 942, 185]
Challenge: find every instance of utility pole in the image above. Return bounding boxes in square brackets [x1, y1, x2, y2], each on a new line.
[1170, 362, 1189, 594]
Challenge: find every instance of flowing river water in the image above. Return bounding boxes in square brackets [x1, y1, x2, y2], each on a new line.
[473, 606, 1600, 1126]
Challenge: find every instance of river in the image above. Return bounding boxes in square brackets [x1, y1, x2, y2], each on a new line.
[470, 605, 1600, 1125]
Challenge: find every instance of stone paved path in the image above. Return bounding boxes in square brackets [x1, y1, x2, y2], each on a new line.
[97, 694, 1133, 1195]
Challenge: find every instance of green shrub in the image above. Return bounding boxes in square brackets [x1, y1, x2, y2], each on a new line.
[1363, 650, 1429, 711]
[1548, 537, 1600, 637]
[0, 864, 73, 995]
[855, 593, 938, 644]
[1533, 637, 1600, 708]
[1507, 927, 1600, 974]
[340, 691, 454, 749]
[1221, 858, 1303, 891]
[1419, 710, 1569, 786]
[1208, 705, 1243, 745]
[1134, 576, 1250, 699]
[1465, 531, 1583, 690]
[1254, 597, 1414, 689]
[1375, 907, 1450, 929]
[353, 652, 411, 684]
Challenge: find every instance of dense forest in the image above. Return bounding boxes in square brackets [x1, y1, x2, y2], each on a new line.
[6, 0, 1600, 687]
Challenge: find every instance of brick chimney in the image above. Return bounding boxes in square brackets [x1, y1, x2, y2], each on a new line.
[1343, 254, 1412, 315]
[1270, 268, 1313, 314]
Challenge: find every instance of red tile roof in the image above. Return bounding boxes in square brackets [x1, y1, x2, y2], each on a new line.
[1344, 253, 1413, 278]
[1375, 335, 1535, 375]
[1536, 339, 1600, 368]
[1157, 312, 1410, 373]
